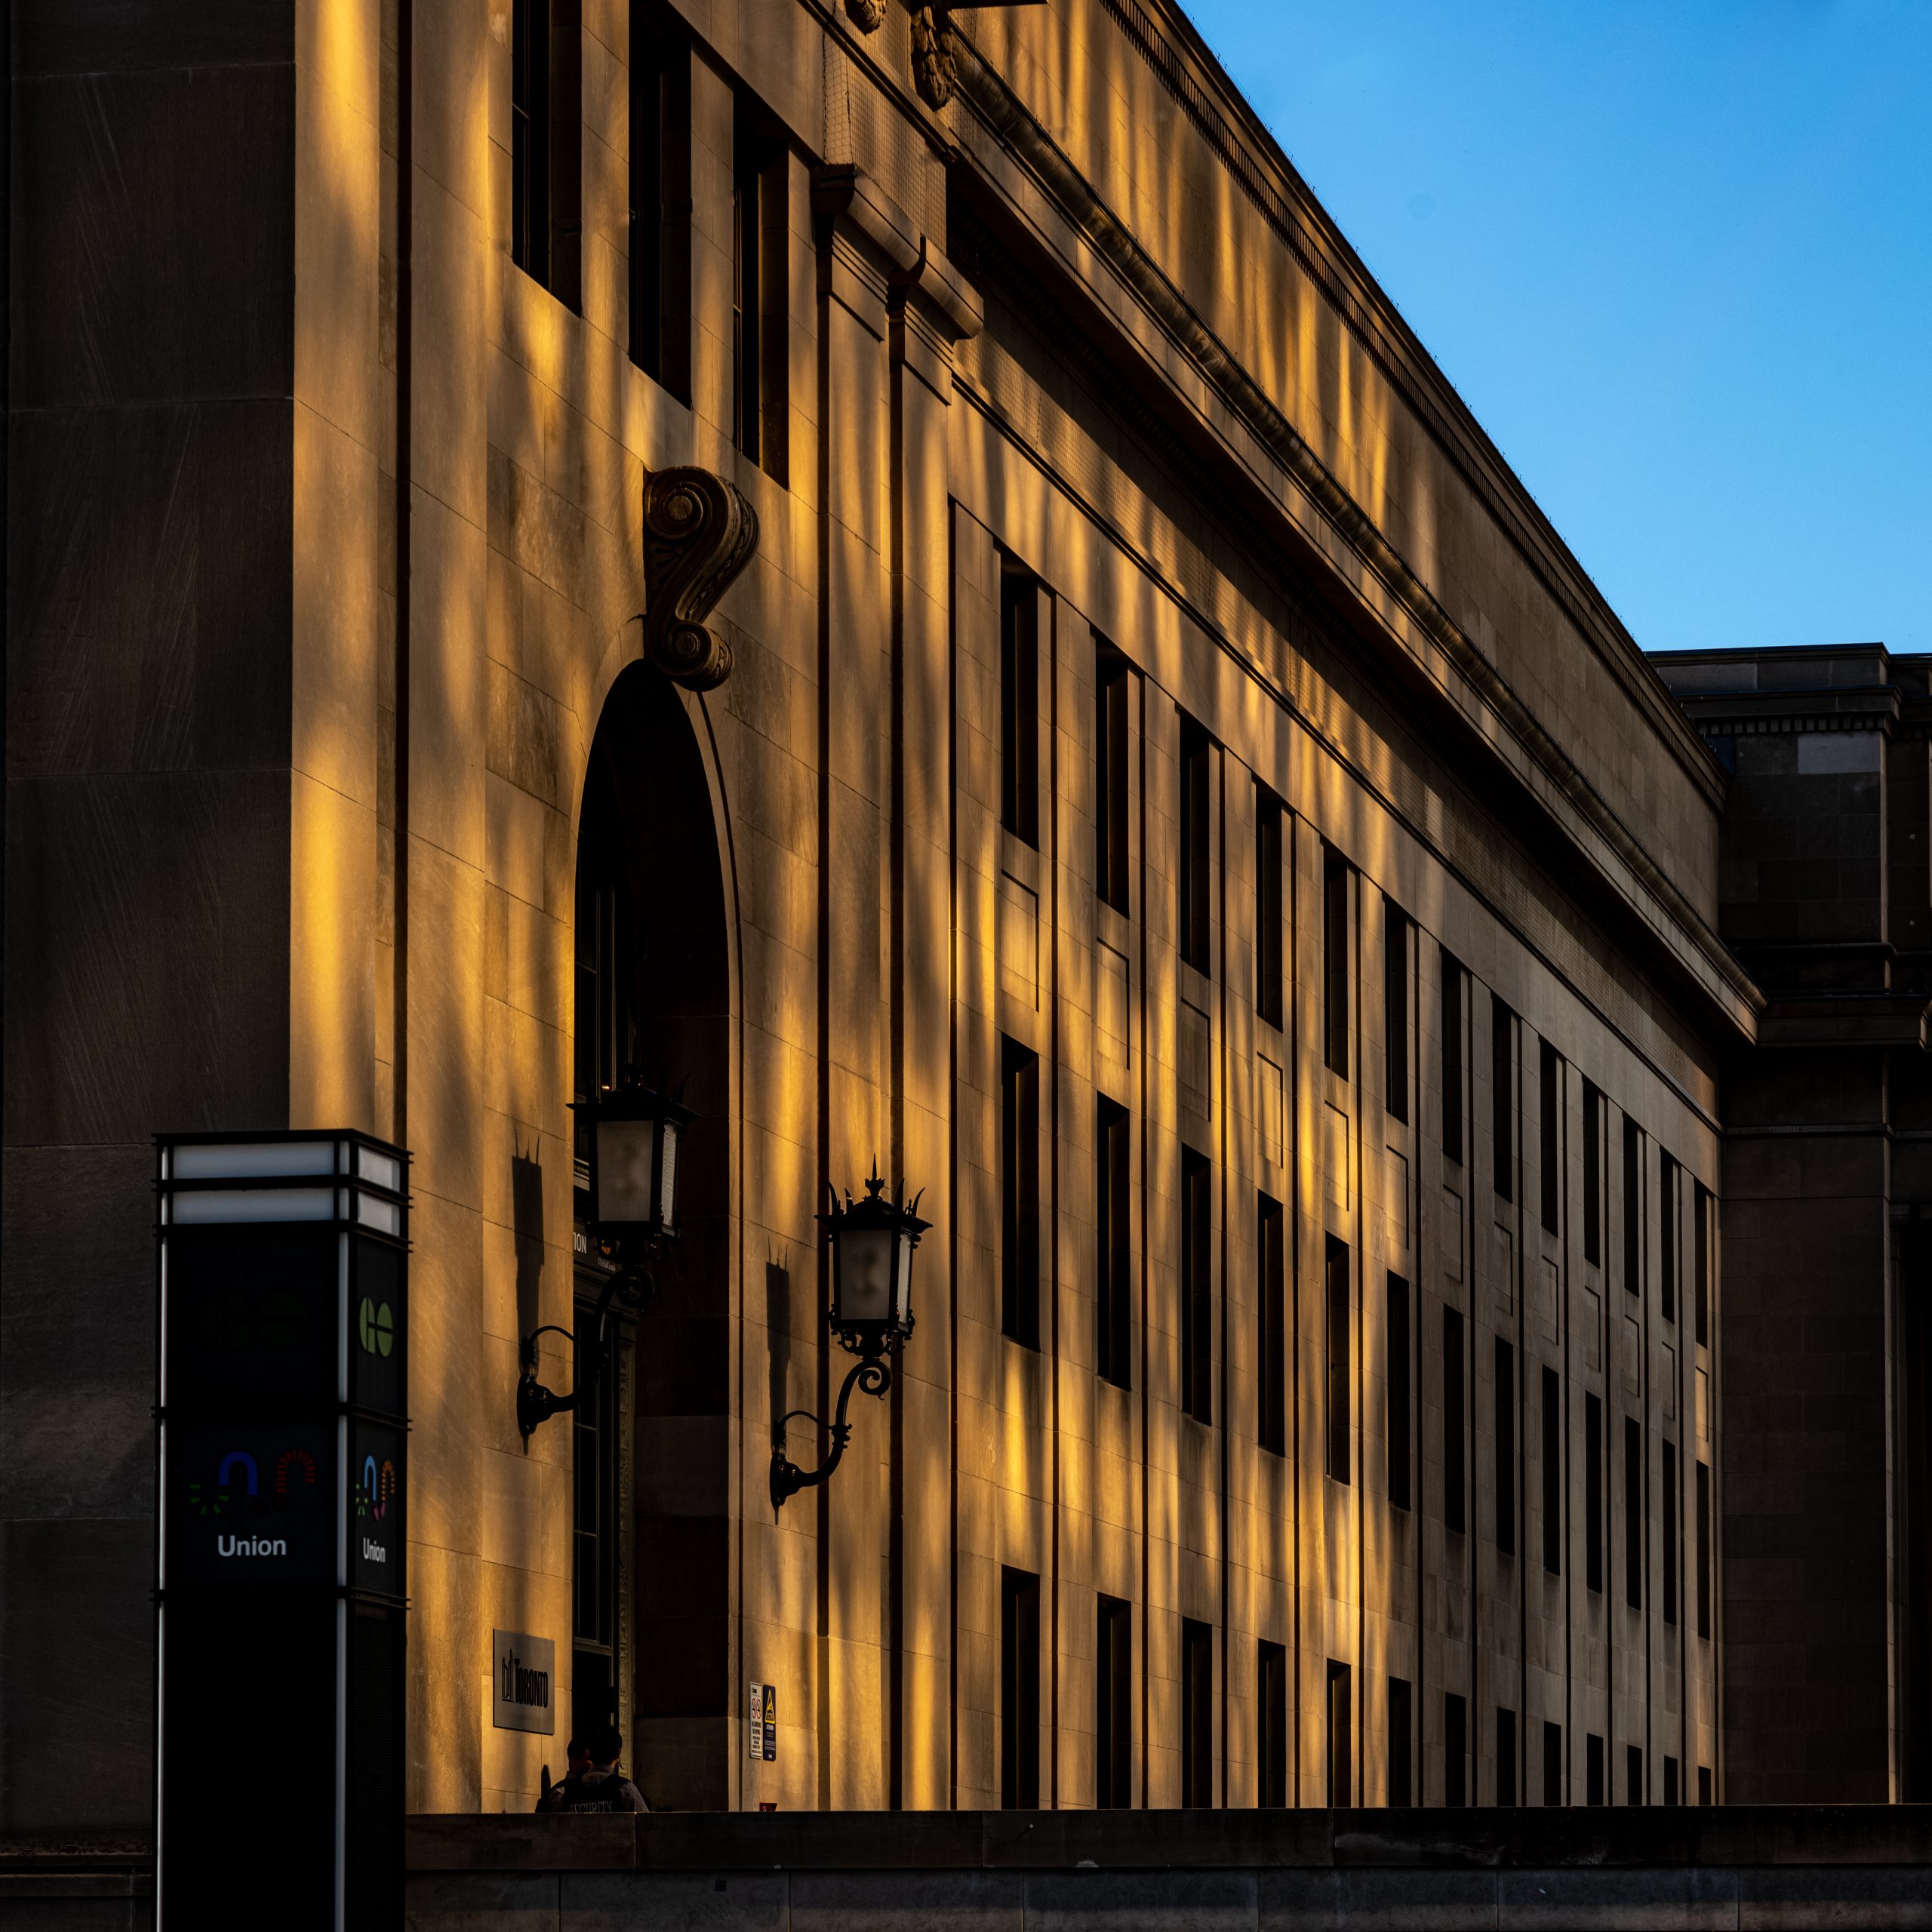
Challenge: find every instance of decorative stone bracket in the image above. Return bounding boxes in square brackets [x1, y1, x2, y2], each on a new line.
[640, 466, 758, 691]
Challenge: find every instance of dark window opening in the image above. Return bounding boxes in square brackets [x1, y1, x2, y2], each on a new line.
[1182, 1150, 1213, 1423]
[1097, 1100, 1131, 1389]
[628, 5, 691, 397]
[1697, 1765, 1712, 1805]
[1097, 648, 1131, 912]
[1697, 1459, 1712, 1640]
[1326, 1238, 1352, 1481]
[1256, 788, 1284, 1028]
[1623, 1117, 1642, 1297]
[1259, 1194, 1286, 1456]
[1387, 1273, 1412, 1509]
[1444, 1692, 1468, 1807]
[1385, 903, 1410, 1121]
[1624, 1416, 1644, 1611]
[1541, 1365, 1562, 1574]
[1582, 1080, 1602, 1266]
[1626, 1743, 1644, 1807]
[1326, 1660, 1352, 1806]
[1543, 1721, 1563, 1806]
[1494, 1337, 1515, 1557]
[1694, 1182, 1711, 1348]
[1181, 1619, 1213, 1807]
[1662, 1439, 1678, 1626]
[1441, 951, 1465, 1164]
[1664, 1755, 1679, 1806]
[1000, 1567, 1040, 1808]
[1444, 1306, 1466, 1534]
[1659, 1152, 1678, 1323]
[1585, 1392, 1604, 1594]
[999, 568, 1040, 848]
[1001, 1038, 1040, 1349]
[731, 100, 788, 478]
[1586, 1733, 1604, 1806]
[1387, 1675, 1413, 1807]
[1258, 1641, 1288, 1807]
[1497, 1706, 1518, 1806]
[571, 1284, 620, 1743]
[1179, 716, 1211, 973]
[512, 0, 583, 307]
[1539, 1040, 1561, 1234]
[1323, 848, 1350, 1073]
[1097, 1596, 1132, 1808]
[1491, 995, 1514, 1200]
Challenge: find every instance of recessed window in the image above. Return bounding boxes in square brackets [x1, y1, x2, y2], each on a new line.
[1697, 1459, 1712, 1639]
[1000, 1567, 1040, 1809]
[1097, 648, 1131, 912]
[1386, 1675, 1413, 1806]
[1097, 1596, 1131, 1807]
[1441, 950, 1465, 1164]
[1497, 1706, 1518, 1806]
[1001, 1038, 1039, 1350]
[1097, 1100, 1132, 1389]
[1386, 1272, 1411, 1509]
[1541, 1366, 1561, 1575]
[1000, 568, 1039, 848]
[1586, 1732, 1604, 1806]
[1662, 1438, 1678, 1626]
[1491, 995, 1513, 1200]
[1326, 1238, 1351, 1482]
[1443, 1306, 1466, 1534]
[1539, 1040, 1561, 1234]
[1258, 1194, 1286, 1456]
[1494, 1337, 1515, 1557]
[1543, 1721, 1563, 1805]
[1585, 1392, 1604, 1594]
[1256, 788, 1284, 1028]
[511, 0, 583, 308]
[628, 6, 690, 397]
[1384, 903, 1410, 1122]
[1694, 1182, 1712, 1347]
[1323, 848, 1350, 1073]
[1181, 1619, 1213, 1807]
[1326, 1660, 1352, 1806]
[1259, 1641, 1288, 1808]
[1626, 1743, 1644, 1807]
[1444, 1691, 1467, 1807]
[1624, 1415, 1644, 1611]
[1181, 1150, 1213, 1423]
[1179, 716, 1211, 972]
[1582, 1080, 1602, 1265]
[1660, 1152, 1678, 1323]
[1623, 1117, 1643, 1297]
[731, 97, 789, 480]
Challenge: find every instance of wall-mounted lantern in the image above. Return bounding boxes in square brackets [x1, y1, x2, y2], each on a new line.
[770, 1171, 928, 1510]
[518, 1075, 696, 1444]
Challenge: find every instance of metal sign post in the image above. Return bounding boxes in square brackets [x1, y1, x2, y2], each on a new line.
[155, 1131, 409, 1932]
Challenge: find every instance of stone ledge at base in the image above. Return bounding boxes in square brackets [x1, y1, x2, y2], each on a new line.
[404, 1809, 1932, 1930]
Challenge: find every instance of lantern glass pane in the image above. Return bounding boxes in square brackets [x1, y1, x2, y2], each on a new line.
[895, 1232, 915, 1326]
[596, 1118, 656, 1225]
[838, 1228, 895, 1324]
[659, 1120, 678, 1231]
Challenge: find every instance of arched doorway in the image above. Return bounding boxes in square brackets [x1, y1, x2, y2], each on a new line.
[571, 663, 731, 1808]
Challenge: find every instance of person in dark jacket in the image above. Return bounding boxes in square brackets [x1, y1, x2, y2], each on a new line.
[539, 1721, 649, 1813]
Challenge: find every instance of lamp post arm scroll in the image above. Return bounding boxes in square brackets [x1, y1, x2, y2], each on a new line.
[768, 1352, 894, 1510]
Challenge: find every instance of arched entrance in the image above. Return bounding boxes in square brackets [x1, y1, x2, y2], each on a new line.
[571, 662, 731, 1809]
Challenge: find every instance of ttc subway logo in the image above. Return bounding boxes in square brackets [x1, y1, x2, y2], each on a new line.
[358, 1297, 395, 1357]
[187, 1447, 318, 1518]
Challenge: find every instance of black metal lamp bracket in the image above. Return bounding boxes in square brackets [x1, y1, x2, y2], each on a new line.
[769, 1349, 893, 1511]
[517, 1254, 652, 1446]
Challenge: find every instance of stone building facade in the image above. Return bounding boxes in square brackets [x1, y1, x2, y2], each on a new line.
[11, 0, 1903, 1861]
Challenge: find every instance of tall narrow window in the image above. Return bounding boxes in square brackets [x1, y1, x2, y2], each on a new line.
[1387, 1676, 1413, 1806]
[1696, 1460, 1712, 1639]
[1001, 1567, 1041, 1808]
[999, 568, 1039, 848]
[1326, 1661, 1352, 1805]
[730, 100, 788, 477]
[1181, 1619, 1213, 1807]
[1664, 1756, 1679, 1807]
[1179, 716, 1211, 972]
[1001, 1038, 1040, 1349]
[1444, 1307, 1466, 1534]
[1582, 1080, 1602, 1266]
[1541, 1366, 1562, 1574]
[1539, 1040, 1561, 1234]
[1441, 951, 1465, 1164]
[1496, 1707, 1518, 1806]
[1258, 1194, 1286, 1456]
[1097, 648, 1130, 912]
[1586, 1733, 1604, 1806]
[1444, 1693, 1468, 1807]
[1624, 1416, 1644, 1611]
[628, 5, 691, 397]
[1256, 787, 1284, 1028]
[1182, 1149, 1213, 1423]
[1661, 1439, 1678, 1626]
[1097, 1100, 1131, 1389]
[1387, 1272, 1412, 1509]
[1097, 1596, 1132, 1807]
[1626, 1744, 1644, 1807]
[1326, 1238, 1351, 1481]
[1694, 1182, 1711, 1348]
[1491, 995, 1514, 1200]
[512, 0, 583, 306]
[1659, 1152, 1678, 1323]
[1323, 848, 1350, 1073]
[1258, 1641, 1288, 1807]
[1585, 1392, 1604, 1593]
[1623, 1118, 1642, 1297]
[1494, 1337, 1515, 1556]
[1385, 903, 1411, 1122]
[1697, 1765, 1712, 1806]
[1543, 1721, 1563, 1805]
[571, 1286, 620, 1741]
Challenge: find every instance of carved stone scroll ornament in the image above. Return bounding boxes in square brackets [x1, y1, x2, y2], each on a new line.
[844, 0, 887, 28]
[911, 7, 958, 109]
[640, 466, 758, 691]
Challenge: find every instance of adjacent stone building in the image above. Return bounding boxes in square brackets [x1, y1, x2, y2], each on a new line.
[0, 0, 1911, 1872]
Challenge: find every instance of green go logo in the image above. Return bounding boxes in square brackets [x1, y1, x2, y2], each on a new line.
[358, 1297, 395, 1358]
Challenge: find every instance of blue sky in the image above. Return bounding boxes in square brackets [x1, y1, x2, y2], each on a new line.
[1181, 1, 1930, 654]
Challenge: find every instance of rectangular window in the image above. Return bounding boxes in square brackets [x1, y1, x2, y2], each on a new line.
[1324, 849, 1350, 1072]
[1625, 1416, 1644, 1611]
[1491, 1337, 1515, 1555]
[1258, 1641, 1288, 1807]
[512, 0, 583, 306]
[1491, 995, 1514, 1200]
[730, 100, 786, 475]
[1097, 648, 1130, 912]
[1387, 1273, 1412, 1509]
[1697, 1765, 1712, 1806]
[1001, 1038, 1040, 1349]
[1444, 1692, 1468, 1807]
[1182, 1151, 1213, 1424]
[1586, 1733, 1604, 1806]
[1444, 1306, 1466, 1534]
[1441, 951, 1465, 1164]
[1097, 1596, 1131, 1808]
[1181, 1619, 1213, 1807]
[1387, 1676, 1413, 1806]
[1497, 1706, 1518, 1806]
[1694, 1182, 1711, 1348]
[1385, 902, 1411, 1122]
[1697, 1459, 1712, 1639]
[628, 5, 691, 398]
[1662, 1439, 1678, 1626]
[1256, 788, 1284, 1028]
[1326, 1238, 1351, 1481]
[1623, 1117, 1642, 1296]
[1626, 1743, 1644, 1807]
[1097, 1100, 1131, 1389]
[1582, 1081, 1602, 1266]
[1000, 1567, 1040, 1809]
[1326, 1660, 1352, 1806]
[1259, 1194, 1286, 1456]
[1179, 716, 1211, 972]
[1540, 1040, 1561, 1234]
[1585, 1392, 1604, 1594]
[1664, 1755, 1679, 1807]
[1000, 570, 1040, 847]
[1543, 1721, 1562, 1805]
[1659, 1152, 1677, 1323]
[1541, 1366, 1562, 1574]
